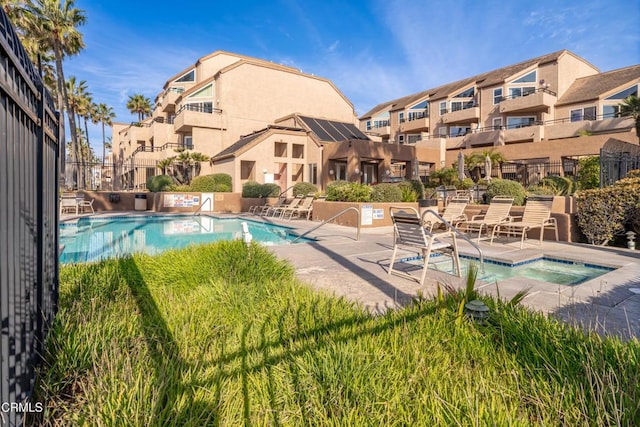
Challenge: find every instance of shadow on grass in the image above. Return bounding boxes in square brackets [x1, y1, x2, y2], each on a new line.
[117, 257, 223, 425]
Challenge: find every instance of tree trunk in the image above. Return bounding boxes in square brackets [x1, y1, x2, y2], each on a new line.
[101, 121, 106, 166]
[54, 42, 79, 189]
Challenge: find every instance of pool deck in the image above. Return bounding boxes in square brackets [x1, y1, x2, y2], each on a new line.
[61, 211, 640, 340]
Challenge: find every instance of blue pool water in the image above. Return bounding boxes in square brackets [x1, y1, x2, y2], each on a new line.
[59, 215, 310, 264]
[409, 255, 613, 286]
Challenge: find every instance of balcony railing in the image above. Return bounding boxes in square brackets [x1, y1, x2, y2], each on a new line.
[130, 142, 183, 157]
[497, 87, 556, 102]
[176, 104, 222, 115]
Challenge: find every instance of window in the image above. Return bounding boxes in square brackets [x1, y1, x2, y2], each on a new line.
[454, 87, 474, 98]
[439, 101, 447, 115]
[438, 126, 448, 137]
[493, 88, 503, 104]
[366, 120, 371, 131]
[398, 112, 405, 123]
[603, 105, 621, 118]
[451, 101, 463, 112]
[335, 163, 347, 181]
[492, 117, 503, 130]
[449, 126, 470, 137]
[407, 134, 421, 144]
[570, 106, 597, 122]
[183, 136, 193, 150]
[605, 85, 638, 100]
[511, 70, 536, 83]
[407, 100, 428, 120]
[508, 87, 535, 98]
[308, 163, 318, 185]
[240, 161, 255, 180]
[185, 102, 213, 113]
[398, 134, 405, 144]
[506, 117, 536, 129]
[188, 84, 213, 98]
[174, 69, 195, 83]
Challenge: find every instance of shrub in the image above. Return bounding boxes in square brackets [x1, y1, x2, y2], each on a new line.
[626, 169, 640, 178]
[371, 184, 403, 202]
[539, 175, 576, 196]
[292, 182, 318, 197]
[261, 183, 281, 197]
[406, 179, 425, 199]
[146, 175, 174, 192]
[189, 174, 232, 192]
[526, 185, 557, 196]
[576, 156, 600, 190]
[575, 177, 640, 244]
[486, 179, 526, 206]
[325, 181, 372, 202]
[458, 178, 475, 190]
[242, 182, 281, 198]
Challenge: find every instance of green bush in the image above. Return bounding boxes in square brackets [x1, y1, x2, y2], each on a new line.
[292, 182, 318, 197]
[575, 177, 640, 244]
[371, 184, 403, 202]
[539, 175, 576, 196]
[458, 178, 475, 190]
[242, 182, 281, 198]
[526, 185, 557, 196]
[406, 179, 425, 199]
[486, 179, 526, 206]
[577, 156, 600, 190]
[189, 174, 232, 192]
[146, 175, 174, 192]
[325, 181, 372, 202]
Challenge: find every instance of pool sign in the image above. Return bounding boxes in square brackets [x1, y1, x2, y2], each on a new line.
[164, 194, 200, 207]
[361, 205, 373, 225]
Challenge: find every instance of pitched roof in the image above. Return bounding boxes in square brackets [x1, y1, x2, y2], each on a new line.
[211, 126, 306, 161]
[556, 65, 640, 106]
[359, 50, 574, 119]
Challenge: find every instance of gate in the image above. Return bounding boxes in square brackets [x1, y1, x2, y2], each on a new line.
[0, 8, 60, 426]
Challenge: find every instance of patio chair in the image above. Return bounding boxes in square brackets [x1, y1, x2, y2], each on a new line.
[60, 196, 78, 214]
[459, 196, 514, 242]
[425, 197, 468, 231]
[78, 198, 95, 213]
[388, 207, 461, 286]
[281, 195, 315, 220]
[266, 195, 303, 218]
[251, 196, 285, 215]
[490, 195, 558, 248]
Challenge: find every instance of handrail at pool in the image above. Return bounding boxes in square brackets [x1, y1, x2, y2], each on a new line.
[193, 197, 212, 216]
[291, 207, 361, 242]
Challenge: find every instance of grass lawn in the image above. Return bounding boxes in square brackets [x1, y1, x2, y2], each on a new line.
[36, 241, 639, 425]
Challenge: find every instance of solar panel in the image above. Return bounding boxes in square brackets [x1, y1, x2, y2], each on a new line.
[299, 115, 369, 142]
[300, 116, 334, 141]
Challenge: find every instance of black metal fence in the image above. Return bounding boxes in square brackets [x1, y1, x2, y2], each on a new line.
[1, 8, 60, 426]
[600, 149, 640, 187]
[64, 159, 160, 191]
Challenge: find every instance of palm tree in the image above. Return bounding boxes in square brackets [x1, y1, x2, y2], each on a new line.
[94, 103, 115, 165]
[467, 149, 506, 181]
[619, 95, 640, 144]
[66, 75, 91, 186]
[23, 0, 86, 187]
[157, 157, 175, 175]
[126, 94, 152, 121]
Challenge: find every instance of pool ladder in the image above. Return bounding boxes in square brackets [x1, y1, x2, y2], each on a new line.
[193, 196, 212, 216]
[291, 207, 361, 243]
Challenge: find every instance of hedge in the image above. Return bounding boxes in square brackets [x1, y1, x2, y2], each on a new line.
[146, 175, 174, 192]
[371, 184, 403, 202]
[242, 182, 281, 198]
[325, 181, 372, 202]
[575, 177, 640, 245]
[485, 179, 526, 206]
[189, 174, 232, 192]
[292, 182, 318, 197]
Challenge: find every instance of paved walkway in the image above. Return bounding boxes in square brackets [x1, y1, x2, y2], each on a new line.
[263, 216, 640, 340]
[61, 211, 640, 340]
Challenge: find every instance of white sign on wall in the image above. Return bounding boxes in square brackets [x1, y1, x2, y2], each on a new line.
[361, 204, 373, 225]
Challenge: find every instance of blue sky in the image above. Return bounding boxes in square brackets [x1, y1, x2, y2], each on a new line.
[64, 0, 640, 156]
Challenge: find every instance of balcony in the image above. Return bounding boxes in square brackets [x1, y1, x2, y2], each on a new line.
[442, 106, 480, 125]
[503, 123, 543, 143]
[545, 116, 634, 140]
[498, 88, 556, 114]
[174, 104, 224, 133]
[465, 129, 502, 147]
[400, 116, 429, 133]
[161, 87, 184, 113]
[368, 122, 391, 137]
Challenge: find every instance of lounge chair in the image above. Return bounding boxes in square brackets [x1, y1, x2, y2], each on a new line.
[281, 195, 315, 220]
[60, 196, 78, 214]
[388, 207, 461, 286]
[425, 197, 468, 231]
[490, 195, 558, 248]
[459, 196, 514, 242]
[78, 198, 95, 213]
[251, 197, 285, 215]
[267, 196, 303, 218]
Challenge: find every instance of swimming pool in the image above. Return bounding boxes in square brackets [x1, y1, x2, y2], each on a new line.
[407, 255, 613, 286]
[59, 215, 310, 264]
